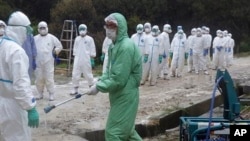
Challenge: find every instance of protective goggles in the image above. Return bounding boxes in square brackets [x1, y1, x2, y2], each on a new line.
[39, 27, 46, 30]
[104, 21, 117, 29]
[0, 25, 5, 28]
[79, 27, 86, 31]
[137, 27, 143, 31]
[152, 28, 158, 32]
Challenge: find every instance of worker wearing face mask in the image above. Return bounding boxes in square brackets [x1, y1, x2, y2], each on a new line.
[191, 28, 208, 74]
[1, 16, 39, 141]
[34, 21, 63, 101]
[212, 29, 226, 70]
[223, 30, 231, 68]
[70, 24, 96, 95]
[158, 24, 172, 79]
[87, 13, 143, 140]
[202, 27, 212, 69]
[131, 23, 146, 59]
[170, 29, 187, 77]
[141, 25, 163, 86]
[144, 22, 151, 36]
[186, 28, 197, 73]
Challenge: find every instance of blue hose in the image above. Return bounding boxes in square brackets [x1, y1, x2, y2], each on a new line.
[205, 75, 224, 141]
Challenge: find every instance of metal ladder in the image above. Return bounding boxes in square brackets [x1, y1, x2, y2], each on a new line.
[56, 20, 78, 76]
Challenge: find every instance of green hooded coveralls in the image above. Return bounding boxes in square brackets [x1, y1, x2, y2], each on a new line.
[96, 13, 143, 141]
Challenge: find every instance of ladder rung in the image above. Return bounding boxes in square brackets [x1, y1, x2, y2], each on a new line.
[64, 20, 74, 22]
[60, 39, 73, 42]
[57, 20, 78, 76]
[62, 30, 74, 32]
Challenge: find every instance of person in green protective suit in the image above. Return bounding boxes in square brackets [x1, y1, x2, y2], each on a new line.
[87, 13, 143, 141]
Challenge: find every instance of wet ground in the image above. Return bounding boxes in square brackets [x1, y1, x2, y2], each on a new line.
[31, 56, 250, 141]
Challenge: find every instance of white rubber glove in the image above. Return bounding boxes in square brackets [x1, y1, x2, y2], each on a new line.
[88, 84, 99, 95]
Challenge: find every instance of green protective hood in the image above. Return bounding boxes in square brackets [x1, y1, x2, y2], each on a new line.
[109, 13, 129, 43]
[97, 12, 142, 94]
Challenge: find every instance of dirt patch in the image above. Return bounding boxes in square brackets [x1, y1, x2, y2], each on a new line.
[31, 56, 250, 141]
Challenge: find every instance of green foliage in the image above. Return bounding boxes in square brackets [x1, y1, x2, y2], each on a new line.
[3, 0, 250, 57]
[50, 0, 97, 35]
[239, 38, 250, 53]
[127, 15, 141, 36]
[0, 0, 12, 21]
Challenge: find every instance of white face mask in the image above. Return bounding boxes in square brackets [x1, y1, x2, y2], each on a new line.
[197, 31, 202, 37]
[145, 28, 151, 33]
[39, 29, 47, 36]
[106, 28, 117, 41]
[79, 30, 87, 36]
[166, 29, 172, 34]
[0, 28, 4, 36]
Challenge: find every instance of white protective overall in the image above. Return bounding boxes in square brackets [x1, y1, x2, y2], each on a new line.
[131, 24, 147, 62]
[158, 24, 171, 79]
[191, 29, 207, 74]
[202, 28, 212, 69]
[0, 36, 36, 141]
[72, 30, 96, 88]
[141, 22, 152, 81]
[141, 26, 163, 86]
[223, 30, 231, 67]
[212, 30, 221, 68]
[34, 21, 63, 100]
[102, 37, 112, 73]
[212, 31, 226, 70]
[186, 28, 196, 72]
[170, 30, 187, 77]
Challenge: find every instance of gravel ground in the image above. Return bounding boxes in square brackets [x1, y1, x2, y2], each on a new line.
[31, 56, 250, 141]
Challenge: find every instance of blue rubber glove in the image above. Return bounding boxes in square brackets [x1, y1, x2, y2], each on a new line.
[100, 53, 105, 62]
[189, 49, 193, 56]
[52, 52, 60, 64]
[203, 49, 208, 56]
[162, 51, 167, 59]
[143, 55, 149, 63]
[158, 55, 163, 64]
[90, 58, 95, 68]
[27, 107, 39, 128]
[185, 52, 188, 60]
[169, 52, 173, 59]
[55, 56, 60, 64]
[32, 59, 36, 70]
[216, 46, 222, 52]
[219, 46, 223, 51]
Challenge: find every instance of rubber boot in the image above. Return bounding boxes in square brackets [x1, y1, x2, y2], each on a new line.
[35, 93, 43, 100]
[70, 87, 78, 95]
[49, 93, 55, 101]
